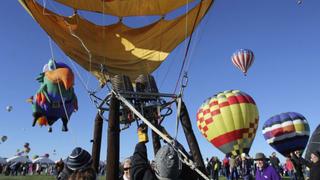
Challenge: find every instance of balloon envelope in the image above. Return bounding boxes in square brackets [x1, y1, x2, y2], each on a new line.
[1, 136, 7, 142]
[197, 90, 259, 156]
[6, 106, 12, 112]
[231, 49, 254, 75]
[305, 124, 320, 160]
[263, 112, 310, 157]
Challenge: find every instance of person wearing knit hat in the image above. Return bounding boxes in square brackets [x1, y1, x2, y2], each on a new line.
[290, 150, 320, 180]
[57, 147, 94, 180]
[66, 147, 92, 171]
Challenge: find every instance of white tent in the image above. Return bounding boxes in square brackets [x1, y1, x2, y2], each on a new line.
[0, 157, 7, 164]
[6, 156, 31, 163]
[33, 156, 55, 164]
[99, 160, 105, 166]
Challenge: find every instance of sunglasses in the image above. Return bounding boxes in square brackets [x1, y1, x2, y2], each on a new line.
[124, 167, 131, 171]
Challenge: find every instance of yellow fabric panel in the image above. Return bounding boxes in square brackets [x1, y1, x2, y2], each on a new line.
[54, 0, 195, 17]
[217, 95, 235, 133]
[205, 121, 216, 141]
[19, 0, 213, 84]
[293, 121, 307, 132]
[206, 114, 222, 141]
[229, 103, 244, 130]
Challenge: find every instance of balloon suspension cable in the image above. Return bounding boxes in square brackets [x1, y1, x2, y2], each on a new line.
[47, 41, 70, 124]
[174, 72, 188, 139]
[66, 23, 93, 88]
[173, 1, 203, 95]
[42, 2, 107, 117]
[112, 90, 210, 180]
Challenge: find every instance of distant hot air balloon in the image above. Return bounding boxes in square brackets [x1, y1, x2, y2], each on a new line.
[24, 147, 31, 153]
[6, 105, 13, 112]
[197, 90, 259, 156]
[231, 49, 255, 76]
[32, 155, 39, 160]
[263, 112, 310, 157]
[1, 136, 7, 143]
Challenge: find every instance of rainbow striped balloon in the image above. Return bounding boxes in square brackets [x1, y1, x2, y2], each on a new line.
[231, 49, 254, 75]
[262, 112, 310, 157]
[197, 90, 259, 156]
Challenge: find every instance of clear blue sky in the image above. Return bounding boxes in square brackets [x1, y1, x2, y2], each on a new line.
[1, 0, 320, 163]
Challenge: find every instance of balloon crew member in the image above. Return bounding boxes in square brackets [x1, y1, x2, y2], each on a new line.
[130, 124, 202, 180]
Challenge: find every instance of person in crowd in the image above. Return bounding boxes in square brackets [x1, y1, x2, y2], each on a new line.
[290, 151, 320, 180]
[212, 156, 220, 180]
[222, 155, 230, 178]
[290, 150, 304, 180]
[240, 153, 253, 180]
[205, 157, 211, 176]
[284, 158, 294, 180]
[254, 152, 280, 180]
[269, 152, 280, 174]
[57, 147, 96, 180]
[120, 158, 132, 180]
[229, 155, 238, 180]
[130, 124, 204, 180]
[68, 167, 96, 180]
[55, 158, 65, 179]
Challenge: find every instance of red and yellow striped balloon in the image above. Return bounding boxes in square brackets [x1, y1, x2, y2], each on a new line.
[197, 90, 259, 156]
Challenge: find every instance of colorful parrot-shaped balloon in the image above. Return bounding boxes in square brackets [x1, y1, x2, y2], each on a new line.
[231, 49, 254, 76]
[197, 90, 259, 156]
[262, 112, 310, 157]
[30, 59, 78, 132]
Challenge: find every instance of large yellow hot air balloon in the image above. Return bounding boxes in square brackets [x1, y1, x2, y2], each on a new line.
[197, 90, 259, 156]
[19, 0, 213, 84]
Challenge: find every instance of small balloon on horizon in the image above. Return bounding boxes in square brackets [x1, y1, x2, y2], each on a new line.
[6, 105, 13, 112]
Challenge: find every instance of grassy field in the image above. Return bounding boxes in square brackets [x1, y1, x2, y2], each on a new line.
[0, 175, 292, 180]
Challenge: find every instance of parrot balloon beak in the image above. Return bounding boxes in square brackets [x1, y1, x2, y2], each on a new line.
[45, 67, 74, 90]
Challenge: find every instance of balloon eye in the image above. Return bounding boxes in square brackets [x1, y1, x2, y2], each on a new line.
[48, 59, 57, 71]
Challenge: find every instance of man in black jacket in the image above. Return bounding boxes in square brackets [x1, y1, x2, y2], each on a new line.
[290, 150, 304, 180]
[291, 151, 320, 180]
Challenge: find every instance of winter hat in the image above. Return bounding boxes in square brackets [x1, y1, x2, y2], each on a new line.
[66, 147, 92, 171]
[154, 145, 181, 180]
